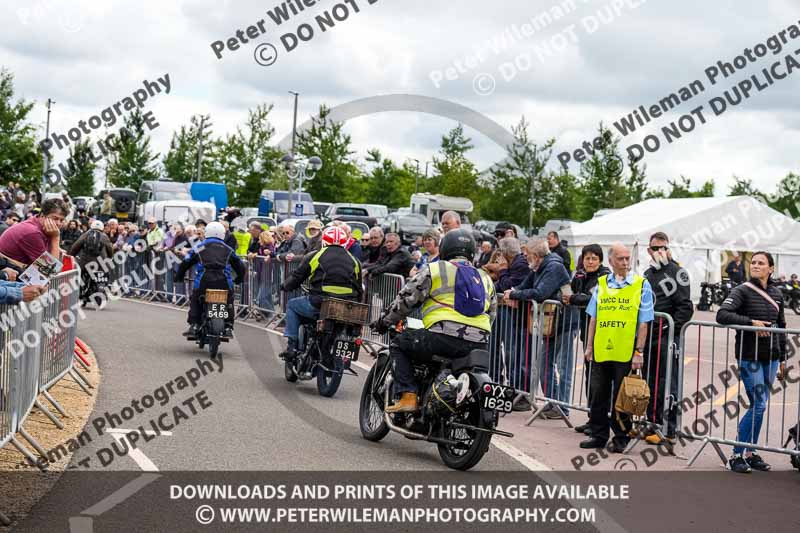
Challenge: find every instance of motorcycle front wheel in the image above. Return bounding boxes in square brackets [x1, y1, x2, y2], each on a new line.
[359, 364, 389, 441]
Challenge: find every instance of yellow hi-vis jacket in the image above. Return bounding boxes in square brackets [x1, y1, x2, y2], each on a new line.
[233, 231, 251, 257]
[421, 260, 494, 332]
[593, 274, 643, 363]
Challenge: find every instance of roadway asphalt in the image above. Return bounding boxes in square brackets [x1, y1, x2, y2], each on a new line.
[13, 300, 800, 533]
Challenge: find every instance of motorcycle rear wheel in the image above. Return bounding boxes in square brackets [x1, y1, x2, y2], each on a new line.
[316, 356, 343, 397]
[438, 399, 493, 471]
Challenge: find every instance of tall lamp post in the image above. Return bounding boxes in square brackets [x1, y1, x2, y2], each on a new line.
[280, 154, 322, 217]
[41, 98, 55, 192]
[407, 158, 431, 194]
[287, 91, 300, 218]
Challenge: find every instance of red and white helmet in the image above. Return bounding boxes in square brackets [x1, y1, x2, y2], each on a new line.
[322, 226, 348, 247]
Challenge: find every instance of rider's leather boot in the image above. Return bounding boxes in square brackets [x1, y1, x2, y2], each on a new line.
[386, 393, 419, 414]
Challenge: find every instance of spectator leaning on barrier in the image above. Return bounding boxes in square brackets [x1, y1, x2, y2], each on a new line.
[547, 231, 572, 274]
[716, 251, 788, 474]
[0, 280, 46, 305]
[0, 198, 66, 265]
[581, 243, 654, 453]
[365, 232, 415, 278]
[493, 237, 529, 294]
[245, 221, 263, 256]
[567, 244, 612, 436]
[726, 253, 746, 284]
[275, 222, 307, 261]
[504, 239, 571, 415]
[0, 211, 21, 237]
[140, 217, 165, 249]
[642, 232, 694, 445]
[332, 221, 362, 262]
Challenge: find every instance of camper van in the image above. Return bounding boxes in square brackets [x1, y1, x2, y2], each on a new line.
[137, 180, 216, 226]
[410, 193, 474, 228]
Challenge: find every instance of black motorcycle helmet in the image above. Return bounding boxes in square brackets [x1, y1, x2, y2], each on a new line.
[439, 229, 476, 261]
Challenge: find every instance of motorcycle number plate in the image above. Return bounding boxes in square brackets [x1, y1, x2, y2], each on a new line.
[480, 382, 514, 413]
[93, 274, 108, 283]
[334, 340, 358, 362]
[207, 303, 229, 319]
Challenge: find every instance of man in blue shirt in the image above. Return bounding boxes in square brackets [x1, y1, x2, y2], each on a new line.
[0, 281, 46, 305]
[581, 243, 654, 452]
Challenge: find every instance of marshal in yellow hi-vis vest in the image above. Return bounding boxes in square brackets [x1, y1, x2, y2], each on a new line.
[593, 274, 644, 363]
[233, 231, 251, 257]
[421, 261, 494, 332]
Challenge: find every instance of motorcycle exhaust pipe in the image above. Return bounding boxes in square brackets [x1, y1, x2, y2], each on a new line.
[449, 421, 514, 439]
[382, 384, 461, 447]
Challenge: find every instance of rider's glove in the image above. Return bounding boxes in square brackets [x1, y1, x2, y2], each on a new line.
[370, 319, 389, 335]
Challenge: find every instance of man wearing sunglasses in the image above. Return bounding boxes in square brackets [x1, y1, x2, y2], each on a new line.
[642, 231, 694, 445]
[275, 222, 307, 261]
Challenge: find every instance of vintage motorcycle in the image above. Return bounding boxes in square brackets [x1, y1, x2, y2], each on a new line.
[284, 297, 370, 397]
[187, 288, 231, 359]
[358, 322, 514, 471]
[779, 283, 800, 315]
[80, 269, 110, 310]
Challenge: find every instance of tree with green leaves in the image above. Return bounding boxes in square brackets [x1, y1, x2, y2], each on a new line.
[480, 117, 555, 229]
[105, 108, 160, 191]
[163, 114, 218, 183]
[576, 123, 645, 219]
[549, 169, 582, 223]
[215, 104, 285, 206]
[0, 69, 44, 192]
[64, 139, 96, 197]
[428, 124, 483, 207]
[363, 149, 415, 208]
[766, 172, 800, 219]
[654, 175, 715, 198]
[296, 105, 361, 203]
[728, 176, 762, 197]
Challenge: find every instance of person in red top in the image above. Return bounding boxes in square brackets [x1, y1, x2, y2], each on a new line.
[0, 198, 67, 266]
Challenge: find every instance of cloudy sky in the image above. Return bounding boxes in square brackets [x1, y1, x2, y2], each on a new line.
[2, 0, 799, 195]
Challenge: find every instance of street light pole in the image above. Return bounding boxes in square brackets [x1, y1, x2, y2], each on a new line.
[288, 91, 299, 218]
[408, 158, 420, 194]
[195, 115, 211, 183]
[42, 98, 54, 192]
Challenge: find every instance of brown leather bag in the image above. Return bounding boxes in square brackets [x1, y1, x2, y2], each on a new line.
[615, 370, 651, 424]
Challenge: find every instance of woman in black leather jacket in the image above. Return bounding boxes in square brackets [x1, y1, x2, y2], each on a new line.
[716, 251, 787, 474]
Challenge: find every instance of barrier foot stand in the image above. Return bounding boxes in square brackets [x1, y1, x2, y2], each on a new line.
[43, 389, 69, 417]
[74, 352, 91, 372]
[13, 431, 48, 469]
[68, 368, 93, 394]
[525, 401, 552, 426]
[34, 399, 64, 429]
[710, 440, 728, 466]
[10, 435, 46, 471]
[552, 405, 575, 429]
[0, 510, 11, 526]
[686, 437, 710, 468]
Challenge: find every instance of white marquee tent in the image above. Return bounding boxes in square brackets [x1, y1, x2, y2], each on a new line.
[562, 196, 800, 300]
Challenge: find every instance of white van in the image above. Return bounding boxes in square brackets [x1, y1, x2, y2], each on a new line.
[410, 193, 474, 228]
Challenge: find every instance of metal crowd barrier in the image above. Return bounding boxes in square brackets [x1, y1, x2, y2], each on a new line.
[363, 273, 405, 345]
[489, 299, 539, 396]
[520, 300, 677, 448]
[0, 264, 89, 471]
[678, 320, 800, 467]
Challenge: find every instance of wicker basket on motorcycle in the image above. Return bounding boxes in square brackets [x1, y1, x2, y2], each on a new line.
[205, 289, 228, 304]
[319, 298, 370, 325]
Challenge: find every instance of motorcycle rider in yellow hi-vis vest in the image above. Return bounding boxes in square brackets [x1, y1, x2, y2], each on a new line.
[580, 243, 654, 453]
[372, 229, 497, 414]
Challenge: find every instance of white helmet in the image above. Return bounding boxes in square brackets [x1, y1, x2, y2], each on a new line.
[205, 221, 226, 240]
[90, 220, 104, 231]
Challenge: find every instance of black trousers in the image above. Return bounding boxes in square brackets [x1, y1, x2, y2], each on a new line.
[390, 329, 486, 395]
[188, 281, 235, 328]
[589, 359, 632, 443]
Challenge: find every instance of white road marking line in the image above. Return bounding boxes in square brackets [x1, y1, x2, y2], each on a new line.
[109, 433, 159, 472]
[490, 439, 550, 471]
